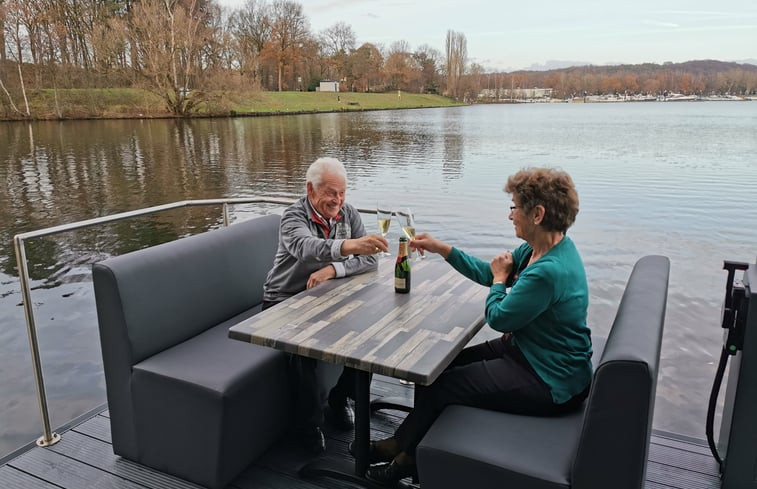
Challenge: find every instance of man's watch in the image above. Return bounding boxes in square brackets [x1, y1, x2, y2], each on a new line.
[492, 281, 505, 286]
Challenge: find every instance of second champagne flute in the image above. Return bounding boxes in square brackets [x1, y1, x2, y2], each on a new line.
[400, 208, 415, 240]
[376, 204, 392, 256]
[401, 208, 423, 260]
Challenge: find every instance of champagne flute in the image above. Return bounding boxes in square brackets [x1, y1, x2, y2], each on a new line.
[400, 208, 416, 240]
[400, 208, 423, 260]
[376, 204, 392, 256]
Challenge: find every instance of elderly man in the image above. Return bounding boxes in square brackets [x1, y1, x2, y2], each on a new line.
[262, 157, 388, 453]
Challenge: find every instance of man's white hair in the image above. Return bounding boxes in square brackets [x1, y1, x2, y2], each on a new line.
[306, 157, 347, 190]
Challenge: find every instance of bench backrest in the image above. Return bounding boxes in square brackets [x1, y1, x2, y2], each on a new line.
[572, 255, 670, 489]
[92, 214, 280, 457]
[94, 214, 280, 363]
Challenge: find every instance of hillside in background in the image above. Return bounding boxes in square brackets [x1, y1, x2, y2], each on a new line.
[517, 58, 757, 72]
[476, 60, 757, 99]
[551, 59, 757, 76]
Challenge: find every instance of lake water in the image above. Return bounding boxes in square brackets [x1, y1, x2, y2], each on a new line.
[1, 102, 756, 458]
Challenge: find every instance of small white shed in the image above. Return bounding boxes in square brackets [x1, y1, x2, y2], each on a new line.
[318, 80, 340, 92]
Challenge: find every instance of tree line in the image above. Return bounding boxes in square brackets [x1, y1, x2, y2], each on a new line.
[478, 61, 757, 101]
[0, 0, 468, 115]
[1, 0, 755, 117]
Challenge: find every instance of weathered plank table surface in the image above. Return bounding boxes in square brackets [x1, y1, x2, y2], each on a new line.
[229, 257, 489, 385]
[228, 257, 489, 487]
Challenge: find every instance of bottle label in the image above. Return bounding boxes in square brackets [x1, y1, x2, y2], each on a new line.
[395, 238, 410, 293]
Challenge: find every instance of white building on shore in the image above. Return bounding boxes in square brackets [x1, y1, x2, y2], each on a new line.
[318, 80, 340, 92]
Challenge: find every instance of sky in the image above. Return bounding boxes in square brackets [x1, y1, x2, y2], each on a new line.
[216, 0, 757, 71]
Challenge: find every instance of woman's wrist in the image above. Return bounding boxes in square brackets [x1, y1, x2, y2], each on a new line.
[438, 243, 453, 259]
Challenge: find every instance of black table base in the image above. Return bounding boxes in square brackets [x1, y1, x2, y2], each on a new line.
[298, 457, 393, 489]
[298, 368, 379, 487]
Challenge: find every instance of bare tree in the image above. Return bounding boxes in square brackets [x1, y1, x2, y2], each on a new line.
[229, 0, 271, 86]
[0, 0, 5, 61]
[0, 0, 24, 114]
[383, 40, 419, 90]
[319, 21, 355, 81]
[319, 21, 355, 57]
[3, 0, 30, 115]
[91, 14, 129, 74]
[413, 44, 442, 93]
[348, 42, 382, 92]
[445, 29, 466, 100]
[267, 0, 309, 91]
[462, 62, 484, 102]
[129, 0, 216, 114]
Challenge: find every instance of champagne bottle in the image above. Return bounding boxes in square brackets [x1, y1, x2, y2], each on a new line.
[394, 236, 411, 293]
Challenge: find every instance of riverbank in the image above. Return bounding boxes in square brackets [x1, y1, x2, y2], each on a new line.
[0, 89, 462, 121]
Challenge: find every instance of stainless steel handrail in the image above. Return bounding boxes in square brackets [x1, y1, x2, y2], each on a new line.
[14, 197, 384, 447]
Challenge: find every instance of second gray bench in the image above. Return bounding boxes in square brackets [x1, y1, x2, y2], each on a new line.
[417, 255, 670, 489]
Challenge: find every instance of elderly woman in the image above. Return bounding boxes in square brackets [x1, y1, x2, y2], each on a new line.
[363, 167, 593, 484]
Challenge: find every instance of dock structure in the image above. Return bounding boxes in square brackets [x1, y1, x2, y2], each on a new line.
[0, 375, 721, 489]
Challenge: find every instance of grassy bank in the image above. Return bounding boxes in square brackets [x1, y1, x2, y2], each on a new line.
[1, 89, 462, 120]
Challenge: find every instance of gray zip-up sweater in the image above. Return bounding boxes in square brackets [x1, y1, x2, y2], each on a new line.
[262, 196, 377, 303]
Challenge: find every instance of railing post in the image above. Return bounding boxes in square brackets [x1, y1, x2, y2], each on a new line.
[13, 236, 60, 447]
[222, 203, 230, 227]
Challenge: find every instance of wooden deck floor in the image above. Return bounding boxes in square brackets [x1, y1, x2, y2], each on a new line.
[0, 376, 721, 489]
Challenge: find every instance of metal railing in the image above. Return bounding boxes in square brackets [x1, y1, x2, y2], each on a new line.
[13, 197, 331, 447]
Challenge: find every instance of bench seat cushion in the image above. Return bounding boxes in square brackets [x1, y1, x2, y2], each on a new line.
[418, 403, 582, 489]
[131, 307, 291, 487]
[417, 337, 608, 489]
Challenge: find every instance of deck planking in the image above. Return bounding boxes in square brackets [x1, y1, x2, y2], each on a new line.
[1, 376, 720, 489]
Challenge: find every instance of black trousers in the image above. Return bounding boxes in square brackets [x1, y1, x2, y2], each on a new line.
[288, 356, 357, 429]
[262, 300, 358, 430]
[394, 335, 588, 457]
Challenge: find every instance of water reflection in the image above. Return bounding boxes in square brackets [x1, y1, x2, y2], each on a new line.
[1, 103, 756, 458]
[0, 111, 476, 456]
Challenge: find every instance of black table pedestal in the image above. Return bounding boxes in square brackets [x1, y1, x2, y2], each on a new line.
[299, 369, 391, 488]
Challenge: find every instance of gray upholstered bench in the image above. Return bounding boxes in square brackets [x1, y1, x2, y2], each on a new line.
[92, 214, 292, 489]
[416, 255, 670, 489]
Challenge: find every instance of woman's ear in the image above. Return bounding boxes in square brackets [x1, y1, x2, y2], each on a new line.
[533, 205, 545, 225]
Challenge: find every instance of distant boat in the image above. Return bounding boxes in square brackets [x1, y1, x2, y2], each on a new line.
[700, 95, 748, 101]
[663, 93, 699, 102]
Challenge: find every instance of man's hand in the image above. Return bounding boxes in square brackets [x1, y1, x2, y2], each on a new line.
[340, 234, 389, 256]
[307, 264, 337, 289]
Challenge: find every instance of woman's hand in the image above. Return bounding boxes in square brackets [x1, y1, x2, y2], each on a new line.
[411, 233, 452, 259]
[490, 251, 513, 283]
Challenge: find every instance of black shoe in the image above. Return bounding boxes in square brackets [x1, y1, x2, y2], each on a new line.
[300, 426, 326, 454]
[365, 460, 418, 485]
[348, 440, 393, 464]
[326, 403, 355, 431]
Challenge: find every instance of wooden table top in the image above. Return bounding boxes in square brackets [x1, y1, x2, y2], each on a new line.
[229, 258, 489, 385]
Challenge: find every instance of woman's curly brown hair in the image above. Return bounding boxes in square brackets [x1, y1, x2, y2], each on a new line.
[504, 167, 579, 233]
